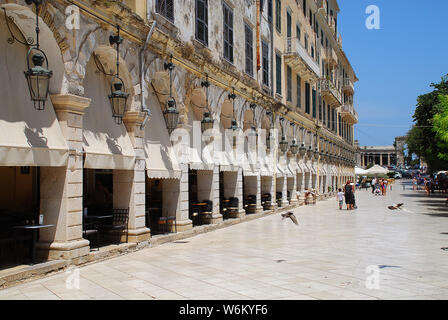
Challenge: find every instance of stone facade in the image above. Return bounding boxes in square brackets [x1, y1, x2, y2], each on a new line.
[0, 0, 357, 265]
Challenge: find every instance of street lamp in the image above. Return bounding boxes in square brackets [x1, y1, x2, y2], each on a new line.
[200, 76, 214, 132]
[279, 117, 288, 153]
[162, 57, 179, 133]
[16, 0, 53, 110]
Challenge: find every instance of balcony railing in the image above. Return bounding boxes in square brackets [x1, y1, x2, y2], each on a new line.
[325, 47, 338, 69]
[341, 102, 358, 124]
[320, 79, 342, 107]
[285, 37, 320, 78]
[343, 78, 354, 94]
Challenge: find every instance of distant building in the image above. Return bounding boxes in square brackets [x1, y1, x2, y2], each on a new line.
[355, 136, 406, 168]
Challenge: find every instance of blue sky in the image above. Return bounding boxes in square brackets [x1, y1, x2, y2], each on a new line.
[338, 0, 448, 146]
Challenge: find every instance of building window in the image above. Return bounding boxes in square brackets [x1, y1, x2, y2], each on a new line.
[338, 113, 342, 135]
[309, 9, 312, 26]
[323, 101, 326, 125]
[296, 24, 301, 41]
[302, 0, 306, 17]
[262, 41, 269, 86]
[223, 2, 234, 63]
[268, 0, 273, 22]
[195, 0, 208, 46]
[275, 0, 281, 32]
[275, 0, 282, 33]
[321, 30, 324, 45]
[327, 105, 330, 127]
[318, 96, 322, 121]
[311, 45, 314, 58]
[296, 74, 301, 109]
[286, 66, 292, 102]
[305, 82, 310, 114]
[304, 34, 308, 50]
[312, 88, 316, 118]
[245, 24, 254, 76]
[156, 0, 174, 22]
[276, 53, 282, 95]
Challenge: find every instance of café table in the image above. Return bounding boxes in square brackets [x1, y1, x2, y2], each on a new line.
[13, 224, 55, 264]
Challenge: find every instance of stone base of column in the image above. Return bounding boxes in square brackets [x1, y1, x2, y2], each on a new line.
[127, 227, 151, 243]
[228, 209, 246, 219]
[299, 196, 306, 206]
[255, 205, 264, 213]
[36, 239, 90, 261]
[201, 213, 223, 225]
[174, 219, 193, 232]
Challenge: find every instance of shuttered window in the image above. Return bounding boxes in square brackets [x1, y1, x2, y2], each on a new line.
[305, 82, 310, 114]
[296, 75, 301, 108]
[276, 53, 282, 95]
[195, 0, 208, 46]
[262, 41, 269, 86]
[245, 24, 254, 76]
[223, 3, 234, 63]
[275, 0, 281, 32]
[286, 66, 292, 102]
[156, 0, 174, 22]
[312, 88, 316, 118]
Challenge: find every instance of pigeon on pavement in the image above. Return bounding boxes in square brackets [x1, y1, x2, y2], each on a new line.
[281, 211, 299, 225]
[388, 203, 404, 210]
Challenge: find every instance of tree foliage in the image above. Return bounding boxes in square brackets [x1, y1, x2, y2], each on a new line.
[407, 75, 448, 172]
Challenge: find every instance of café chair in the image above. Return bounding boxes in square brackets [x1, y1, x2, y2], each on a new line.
[101, 208, 129, 244]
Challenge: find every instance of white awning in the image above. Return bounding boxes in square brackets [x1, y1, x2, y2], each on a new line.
[83, 57, 135, 170]
[309, 162, 317, 174]
[218, 150, 239, 172]
[242, 153, 258, 176]
[297, 160, 307, 173]
[144, 104, 181, 179]
[0, 10, 68, 167]
[260, 154, 274, 176]
[288, 158, 299, 175]
[320, 164, 327, 174]
[0, 104, 69, 167]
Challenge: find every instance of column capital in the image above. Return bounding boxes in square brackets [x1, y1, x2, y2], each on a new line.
[123, 111, 148, 137]
[50, 94, 91, 115]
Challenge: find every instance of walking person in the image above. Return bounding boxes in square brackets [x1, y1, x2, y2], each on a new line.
[383, 179, 388, 196]
[412, 177, 417, 190]
[425, 178, 431, 196]
[344, 181, 354, 210]
[337, 188, 345, 210]
[371, 177, 377, 194]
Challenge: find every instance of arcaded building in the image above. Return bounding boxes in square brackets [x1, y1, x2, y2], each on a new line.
[0, 0, 358, 269]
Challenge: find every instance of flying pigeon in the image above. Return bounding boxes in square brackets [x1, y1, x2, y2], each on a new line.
[388, 203, 404, 210]
[281, 211, 299, 225]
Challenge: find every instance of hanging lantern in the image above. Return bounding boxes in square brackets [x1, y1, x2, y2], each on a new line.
[163, 97, 179, 134]
[19, 0, 53, 110]
[108, 77, 129, 124]
[24, 49, 52, 110]
[201, 111, 214, 133]
[290, 139, 299, 155]
[161, 56, 178, 132]
[279, 136, 288, 153]
[299, 143, 307, 157]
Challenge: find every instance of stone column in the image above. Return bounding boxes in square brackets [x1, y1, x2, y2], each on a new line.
[225, 169, 245, 218]
[37, 94, 91, 261]
[176, 163, 193, 231]
[255, 175, 263, 212]
[119, 111, 152, 242]
[197, 167, 222, 224]
[387, 153, 391, 166]
[380, 153, 383, 166]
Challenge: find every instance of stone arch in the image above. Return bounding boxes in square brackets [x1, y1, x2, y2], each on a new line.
[242, 105, 255, 132]
[1, 3, 67, 95]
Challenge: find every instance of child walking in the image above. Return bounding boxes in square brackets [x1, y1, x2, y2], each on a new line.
[337, 188, 345, 210]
